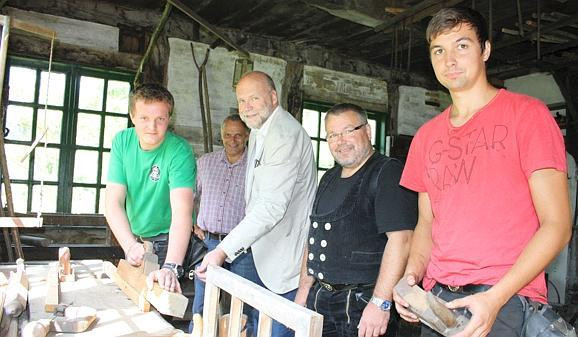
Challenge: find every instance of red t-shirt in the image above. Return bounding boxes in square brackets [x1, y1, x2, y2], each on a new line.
[400, 89, 566, 302]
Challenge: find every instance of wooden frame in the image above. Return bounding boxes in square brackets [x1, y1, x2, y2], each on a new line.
[203, 265, 323, 337]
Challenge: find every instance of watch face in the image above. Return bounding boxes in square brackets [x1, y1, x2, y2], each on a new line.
[382, 301, 392, 310]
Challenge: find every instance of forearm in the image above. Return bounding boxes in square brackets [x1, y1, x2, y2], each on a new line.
[106, 204, 137, 252]
[405, 220, 431, 281]
[165, 187, 194, 265]
[297, 242, 315, 296]
[165, 221, 191, 265]
[373, 230, 412, 300]
[487, 221, 571, 305]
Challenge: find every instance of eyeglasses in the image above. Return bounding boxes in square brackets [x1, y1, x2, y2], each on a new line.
[326, 123, 367, 142]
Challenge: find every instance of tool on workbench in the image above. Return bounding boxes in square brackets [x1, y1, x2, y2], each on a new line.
[394, 278, 470, 336]
[58, 246, 76, 282]
[22, 305, 97, 337]
[4, 258, 28, 317]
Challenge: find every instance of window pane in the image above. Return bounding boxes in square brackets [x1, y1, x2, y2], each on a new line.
[31, 184, 58, 213]
[101, 152, 110, 184]
[78, 76, 104, 111]
[34, 147, 60, 182]
[5, 144, 30, 180]
[5, 105, 33, 141]
[320, 112, 327, 139]
[319, 141, 334, 169]
[36, 109, 63, 144]
[302, 109, 319, 138]
[106, 80, 130, 114]
[74, 150, 98, 183]
[368, 119, 377, 145]
[39, 71, 66, 106]
[71, 187, 96, 214]
[76, 113, 102, 147]
[98, 187, 106, 214]
[104, 116, 127, 148]
[311, 140, 318, 163]
[9, 67, 36, 103]
[4, 183, 28, 213]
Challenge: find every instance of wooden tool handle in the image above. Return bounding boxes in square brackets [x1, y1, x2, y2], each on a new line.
[22, 319, 51, 337]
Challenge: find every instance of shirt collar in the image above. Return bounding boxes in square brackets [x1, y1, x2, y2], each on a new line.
[220, 148, 247, 167]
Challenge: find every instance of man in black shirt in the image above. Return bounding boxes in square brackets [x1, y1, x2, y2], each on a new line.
[295, 103, 417, 337]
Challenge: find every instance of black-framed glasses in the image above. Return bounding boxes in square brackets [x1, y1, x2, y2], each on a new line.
[326, 122, 367, 142]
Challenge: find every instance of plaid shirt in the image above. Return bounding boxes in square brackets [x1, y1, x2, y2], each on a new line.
[196, 149, 247, 234]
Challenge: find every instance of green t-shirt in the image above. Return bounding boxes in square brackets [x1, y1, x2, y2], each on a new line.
[108, 128, 196, 237]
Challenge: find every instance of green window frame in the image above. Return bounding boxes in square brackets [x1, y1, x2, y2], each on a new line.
[301, 101, 388, 180]
[2, 56, 134, 214]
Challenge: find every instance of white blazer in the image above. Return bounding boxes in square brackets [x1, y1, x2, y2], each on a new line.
[219, 107, 317, 293]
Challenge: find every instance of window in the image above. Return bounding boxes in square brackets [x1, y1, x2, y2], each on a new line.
[2, 57, 133, 214]
[301, 101, 387, 180]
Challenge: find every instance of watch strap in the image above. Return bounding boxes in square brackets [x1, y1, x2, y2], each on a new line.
[162, 263, 184, 278]
[370, 295, 392, 311]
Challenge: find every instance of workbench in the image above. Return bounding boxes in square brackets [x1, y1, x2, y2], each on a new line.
[0, 260, 184, 336]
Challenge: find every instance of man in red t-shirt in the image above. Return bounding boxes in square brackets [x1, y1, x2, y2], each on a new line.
[393, 6, 571, 337]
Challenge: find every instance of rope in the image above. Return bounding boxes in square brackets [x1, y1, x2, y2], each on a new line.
[37, 32, 55, 220]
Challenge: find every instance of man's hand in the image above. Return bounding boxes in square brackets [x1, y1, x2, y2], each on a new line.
[194, 248, 227, 281]
[393, 274, 420, 323]
[125, 242, 145, 267]
[147, 268, 182, 293]
[358, 302, 390, 337]
[193, 224, 205, 240]
[446, 291, 502, 337]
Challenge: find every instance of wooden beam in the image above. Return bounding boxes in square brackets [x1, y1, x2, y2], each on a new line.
[375, 0, 467, 33]
[0, 217, 43, 228]
[102, 261, 151, 313]
[134, 2, 172, 86]
[4, 259, 28, 317]
[167, 0, 250, 59]
[494, 14, 578, 50]
[44, 265, 59, 313]
[10, 18, 56, 40]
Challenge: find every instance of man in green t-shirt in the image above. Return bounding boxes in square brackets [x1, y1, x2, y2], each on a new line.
[106, 83, 196, 293]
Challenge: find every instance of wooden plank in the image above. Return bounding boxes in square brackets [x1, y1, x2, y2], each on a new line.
[205, 265, 322, 335]
[44, 265, 59, 313]
[0, 217, 43, 228]
[145, 282, 189, 318]
[202, 281, 221, 337]
[0, 16, 56, 40]
[227, 297, 244, 337]
[4, 259, 28, 317]
[102, 261, 151, 312]
[116, 259, 187, 317]
[0, 288, 5, 323]
[256, 313, 272, 337]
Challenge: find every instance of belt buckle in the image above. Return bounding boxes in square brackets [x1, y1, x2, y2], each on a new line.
[320, 281, 334, 291]
[447, 285, 461, 292]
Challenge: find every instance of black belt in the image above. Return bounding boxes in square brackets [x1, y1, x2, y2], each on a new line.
[317, 280, 373, 292]
[206, 231, 228, 241]
[436, 283, 491, 293]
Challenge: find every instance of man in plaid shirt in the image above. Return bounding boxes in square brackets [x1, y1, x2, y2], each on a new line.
[189, 114, 255, 332]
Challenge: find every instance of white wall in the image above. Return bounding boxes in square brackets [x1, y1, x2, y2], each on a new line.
[397, 86, 450, 136]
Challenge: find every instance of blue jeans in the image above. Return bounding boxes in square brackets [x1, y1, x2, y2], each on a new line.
[420, 283, 525, 337]
[306, 283, 397, 337]
[253, 274, 298, 337]
[189, 236, 260, 336]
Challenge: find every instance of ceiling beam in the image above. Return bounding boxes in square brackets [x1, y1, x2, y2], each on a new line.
[494, 14, 578, 50]
[167, 0, 250, 58]
[374, 0, 467, 33]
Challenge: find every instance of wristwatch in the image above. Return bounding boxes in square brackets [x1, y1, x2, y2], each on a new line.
[370, 295, 392, 311]
[162, 263, 184, 278]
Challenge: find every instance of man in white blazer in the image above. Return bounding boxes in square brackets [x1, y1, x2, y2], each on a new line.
[196, 71, 317, 337]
